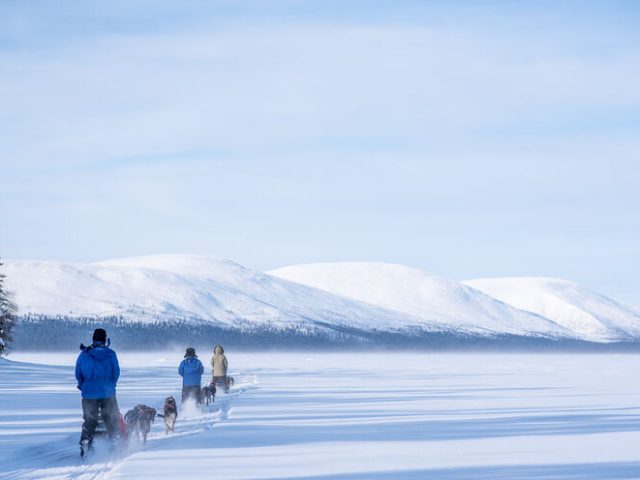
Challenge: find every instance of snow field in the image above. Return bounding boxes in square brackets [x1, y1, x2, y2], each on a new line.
[0, 353, 255, 479]
[2, 352, 640, 479]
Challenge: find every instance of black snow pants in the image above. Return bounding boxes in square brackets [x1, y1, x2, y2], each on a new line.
[80, 396, 119, 443]
[182, 385, 202, 405]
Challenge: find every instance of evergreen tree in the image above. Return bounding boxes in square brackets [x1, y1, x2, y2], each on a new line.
[0, 259, 17, 355]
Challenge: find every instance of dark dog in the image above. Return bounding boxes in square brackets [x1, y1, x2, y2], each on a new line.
[159, 396, 177, 434]
[213, 376, 234, 393]
[124, 404, 156, 444]
[201, 384, 216, 405]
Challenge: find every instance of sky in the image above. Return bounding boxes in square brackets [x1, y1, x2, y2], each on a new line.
[1, 1, 639, 304]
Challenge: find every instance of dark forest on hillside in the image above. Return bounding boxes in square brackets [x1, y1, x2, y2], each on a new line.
[11, 315, 640, 352]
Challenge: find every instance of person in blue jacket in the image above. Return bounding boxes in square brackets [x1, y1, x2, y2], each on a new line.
[75, 328, 120, 449]
[179, 347, 204, 405]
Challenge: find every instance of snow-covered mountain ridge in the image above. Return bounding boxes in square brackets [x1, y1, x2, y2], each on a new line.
[463, 277, 640, 342]
[4, 255, 640, 346]
[4, 256, 421, 334]
[269, 262, 571, 338]
[270, 262, 640, 343]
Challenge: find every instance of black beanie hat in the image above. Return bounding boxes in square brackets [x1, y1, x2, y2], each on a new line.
[185, 347, 196, 358]
[93, 328, 107, 343]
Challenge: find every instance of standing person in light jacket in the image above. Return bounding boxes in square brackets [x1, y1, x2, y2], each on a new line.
[75, 328, 121, 451]
[179, 347, 204, 405]
[210, 344, 229, 392]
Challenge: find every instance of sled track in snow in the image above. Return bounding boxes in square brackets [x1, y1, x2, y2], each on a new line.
[1, 375, 256, 480]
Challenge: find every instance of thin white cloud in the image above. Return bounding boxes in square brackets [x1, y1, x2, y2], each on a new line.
[2, 20, 639, 171]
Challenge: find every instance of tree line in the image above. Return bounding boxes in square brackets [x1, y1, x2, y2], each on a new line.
[0, 259, 17, 355]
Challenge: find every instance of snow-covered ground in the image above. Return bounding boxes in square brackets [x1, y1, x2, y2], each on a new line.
[2, 353, 640, 479]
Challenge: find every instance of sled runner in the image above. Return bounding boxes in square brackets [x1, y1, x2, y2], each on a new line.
[80, 411, 128, 457]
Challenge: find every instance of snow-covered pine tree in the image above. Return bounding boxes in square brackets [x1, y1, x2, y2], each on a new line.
[0, 259, 17, 356]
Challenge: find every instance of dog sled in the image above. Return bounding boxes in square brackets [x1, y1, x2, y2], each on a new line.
[80, 411, 128, 457]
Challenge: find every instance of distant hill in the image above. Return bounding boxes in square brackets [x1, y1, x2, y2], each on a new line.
[464, 277, 640, 342]
[271, 262, 640, 344]
[4, 255, 639, 349]
[4, 255, 426, 345]
[270, 262, 571, 338]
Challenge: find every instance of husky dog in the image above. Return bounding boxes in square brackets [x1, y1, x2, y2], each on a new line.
[161, 396, 177, 434]
[201, 384, 216, 406]
[124, 404, 156, 444]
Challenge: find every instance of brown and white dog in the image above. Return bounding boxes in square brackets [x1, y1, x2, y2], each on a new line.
[160, 396, 177, 434]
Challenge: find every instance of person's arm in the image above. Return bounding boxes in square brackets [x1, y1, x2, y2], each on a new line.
[178, 361, 184, 377]
[223, 357, 228, 371]
[210, 356, 215, 369]
[112, 352, 120, 384]
[75, 355, 84, 389]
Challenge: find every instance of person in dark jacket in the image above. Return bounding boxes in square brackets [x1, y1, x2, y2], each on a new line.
[75, 328, 121, 449]
[179, 347, 204, 405]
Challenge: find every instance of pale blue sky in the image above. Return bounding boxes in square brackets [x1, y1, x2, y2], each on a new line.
[1, 1, 639, 304]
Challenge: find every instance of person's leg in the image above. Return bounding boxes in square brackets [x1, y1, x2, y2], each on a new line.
[100, 396, 120, 439]
[195, 386, 202, 406]
[80, 398, 99, 444]
[181, 386, 188, 403]
[183, 385, 195, 402]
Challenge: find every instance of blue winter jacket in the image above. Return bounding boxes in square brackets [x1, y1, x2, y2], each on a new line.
[179, 356, 204, 387]
[75, 344, 120, 399]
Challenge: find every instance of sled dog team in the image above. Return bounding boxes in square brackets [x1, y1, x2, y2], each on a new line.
[75, 328, 230, 455]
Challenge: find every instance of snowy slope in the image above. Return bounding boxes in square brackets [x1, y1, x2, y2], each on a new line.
[4, 352, 640, 479]
[269, 262, 572, 338]
[8, 256, 637, 344]
[3, 255, 422, 332]
[464, 277, 640, 342]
